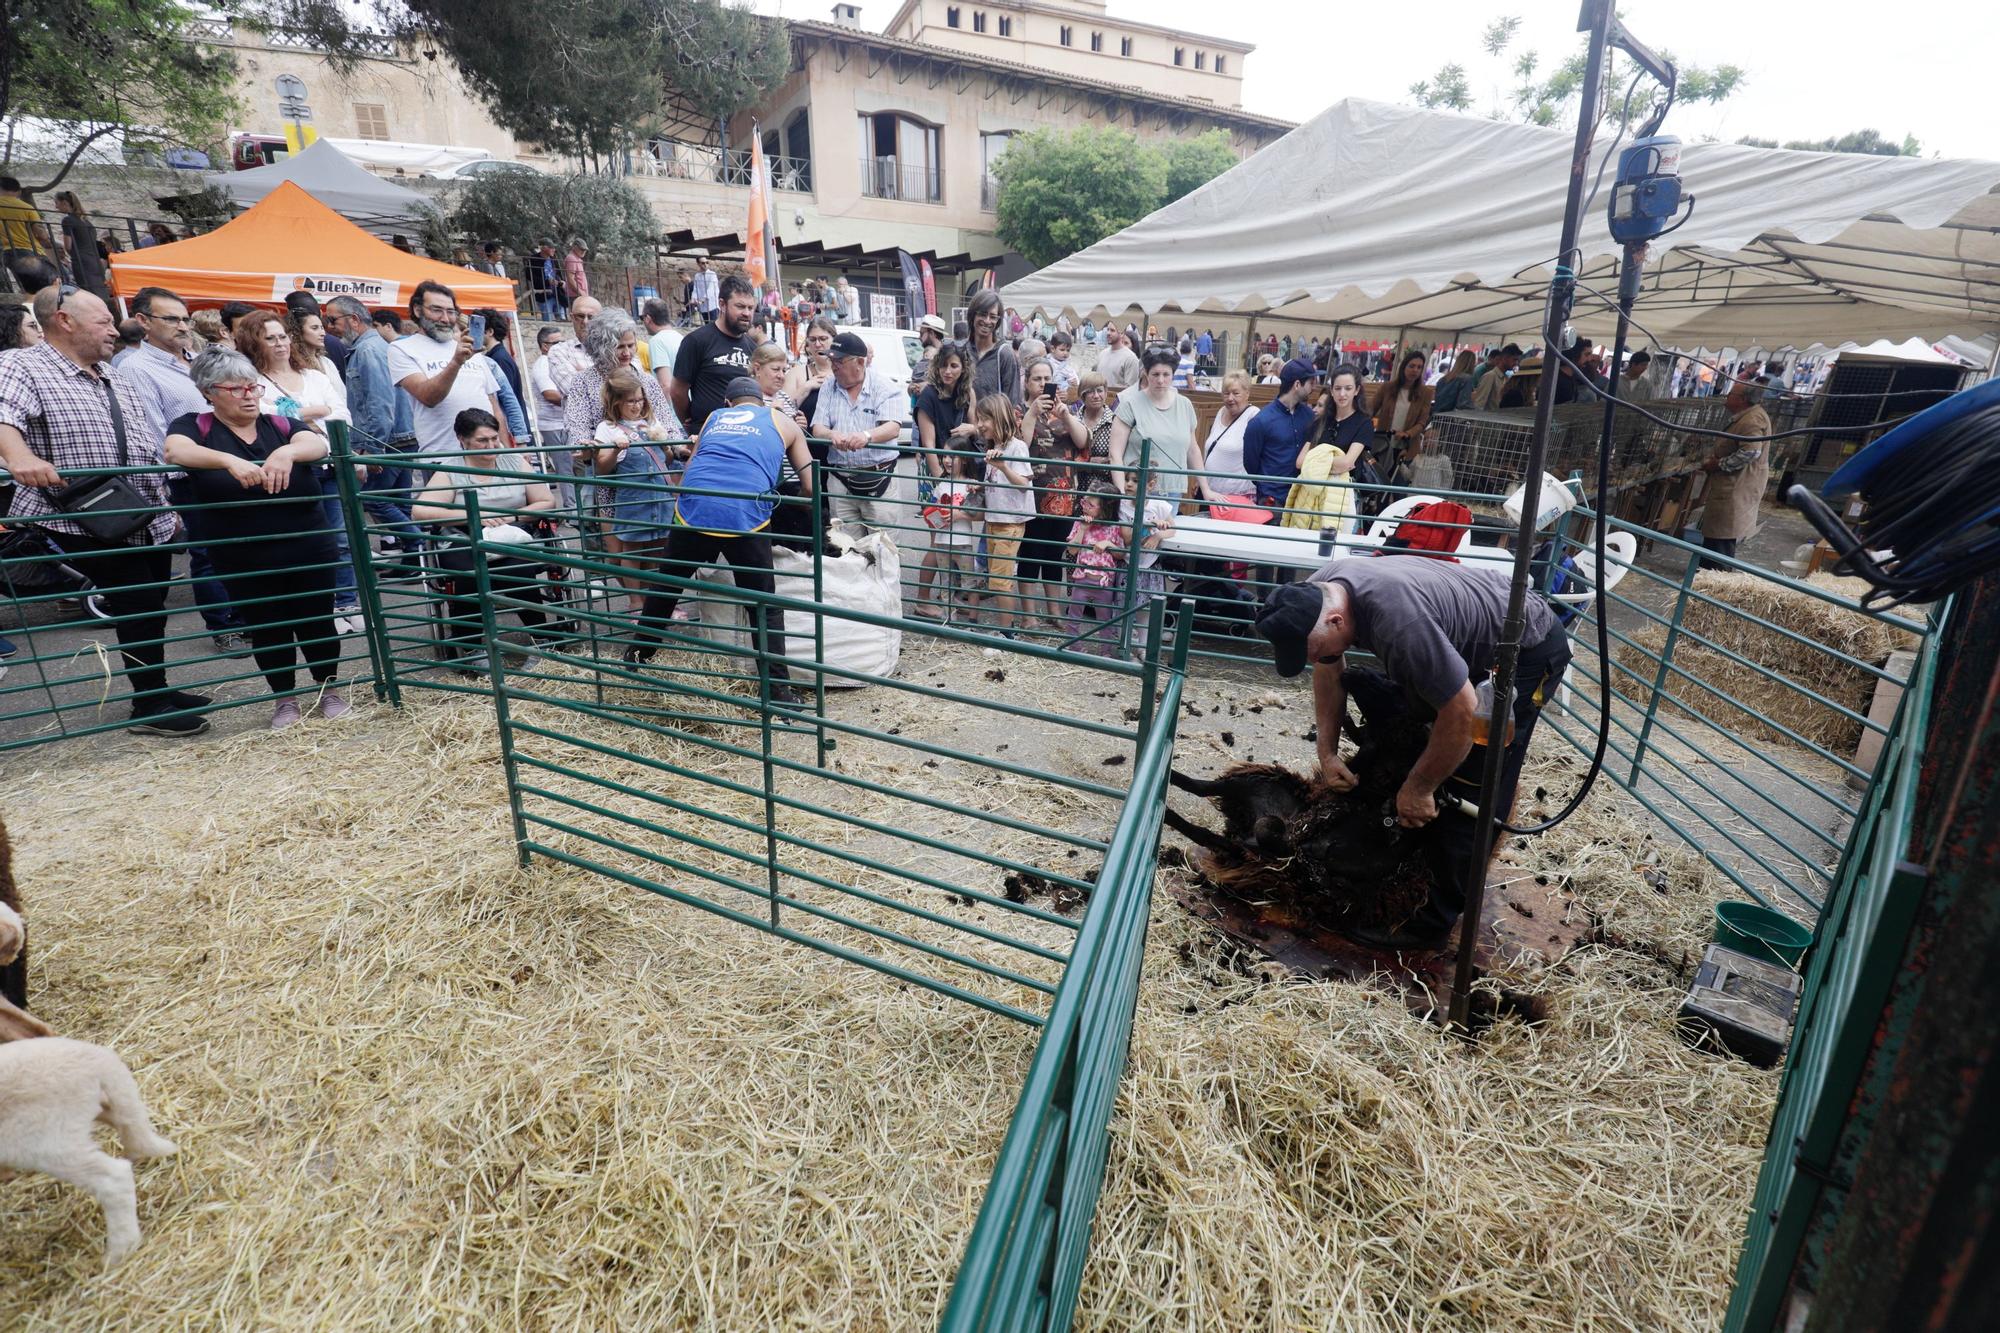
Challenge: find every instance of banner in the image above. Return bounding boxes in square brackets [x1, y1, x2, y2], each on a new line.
[745, 127, 770, 289]
[918, 258, 937, 317]
[895, 249, 924, 331]
[869, 293, 899, 329]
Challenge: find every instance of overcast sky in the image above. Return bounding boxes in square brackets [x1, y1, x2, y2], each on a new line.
[758, 0, 1997, 162]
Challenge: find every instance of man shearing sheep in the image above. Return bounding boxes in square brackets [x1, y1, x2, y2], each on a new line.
[1254, 557, 1571, 951]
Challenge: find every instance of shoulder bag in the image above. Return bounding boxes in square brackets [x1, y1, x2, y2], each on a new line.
[45, 375, 156, 541]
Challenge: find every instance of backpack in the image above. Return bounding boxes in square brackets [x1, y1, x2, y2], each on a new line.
[1379, 499, 1471, 561]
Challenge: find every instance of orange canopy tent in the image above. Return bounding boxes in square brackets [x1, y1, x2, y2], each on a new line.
[108, 181, 513, 314]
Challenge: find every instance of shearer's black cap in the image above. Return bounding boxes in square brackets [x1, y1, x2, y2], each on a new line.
[1254, 582, 1325, 678]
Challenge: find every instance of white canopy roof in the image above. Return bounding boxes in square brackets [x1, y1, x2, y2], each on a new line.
[205, 140, 433, 228]
[1003, 99, 2000, 347]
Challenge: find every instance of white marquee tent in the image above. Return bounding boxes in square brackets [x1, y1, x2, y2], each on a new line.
[1002, 100, 2000, 350]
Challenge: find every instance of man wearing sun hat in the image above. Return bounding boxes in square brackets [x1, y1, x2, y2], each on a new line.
[1254, 556, 1570, 951]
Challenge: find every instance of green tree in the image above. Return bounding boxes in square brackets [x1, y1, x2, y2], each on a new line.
[449, 169, 661, 267]
[247, 0, 790, 163]
[0, 0, 240, 190]
[1161, 130, 1239, 207]
[995, 127, 1164, 269]
[1738, 129, 1921, 157]
[1409, 15, 1744, 128]
[995, 126, 1240, 267]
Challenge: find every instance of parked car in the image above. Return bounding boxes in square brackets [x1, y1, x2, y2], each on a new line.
[230, 134, 289, 170]
[835, 325, 920, 386]
[424, 158, 536, 182]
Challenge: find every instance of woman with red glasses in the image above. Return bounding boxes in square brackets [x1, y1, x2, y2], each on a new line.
[162, 346, 351, 731]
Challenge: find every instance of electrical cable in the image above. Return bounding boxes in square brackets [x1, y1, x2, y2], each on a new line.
[1489, 288, 1628, 837]
[1581, 72, 1646, 220]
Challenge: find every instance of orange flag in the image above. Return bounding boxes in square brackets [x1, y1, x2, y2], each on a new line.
[745, 129, 770, 289]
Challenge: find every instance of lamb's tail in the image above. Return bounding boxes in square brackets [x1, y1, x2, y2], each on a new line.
[97, 1053, 177, 1161]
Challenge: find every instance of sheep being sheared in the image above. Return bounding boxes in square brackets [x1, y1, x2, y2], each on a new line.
[0, 1036, 179, 1270]
[1164, 667, 1439, 931]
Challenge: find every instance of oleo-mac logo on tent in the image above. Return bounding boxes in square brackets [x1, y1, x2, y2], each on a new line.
[272, 275, 400, 304]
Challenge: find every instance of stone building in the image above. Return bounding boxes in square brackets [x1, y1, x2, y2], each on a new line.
[198, 3, 1291, 311]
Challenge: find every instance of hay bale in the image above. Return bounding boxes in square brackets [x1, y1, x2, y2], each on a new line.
[1, 667, 1774, 1331]
[1615, 571, 1919, 754]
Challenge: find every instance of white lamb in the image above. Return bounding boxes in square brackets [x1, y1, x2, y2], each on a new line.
[0, 907, 178, 1270]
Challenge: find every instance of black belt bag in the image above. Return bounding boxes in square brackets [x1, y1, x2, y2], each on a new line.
[46, 378, 155, 541]
[827, 457, 898, 498]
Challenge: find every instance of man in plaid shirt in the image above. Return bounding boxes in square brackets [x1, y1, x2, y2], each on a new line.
[0, 285, 210, 735]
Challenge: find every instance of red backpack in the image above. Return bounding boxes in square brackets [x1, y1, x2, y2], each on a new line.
[1380, 500, 1471, 561]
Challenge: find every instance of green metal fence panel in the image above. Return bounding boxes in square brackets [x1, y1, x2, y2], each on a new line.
[940, 620, 1188, 1332]
[1538, 507, 1929, 919]
[1721, 614, 1941, 1331]
[0, 457, 378, 749]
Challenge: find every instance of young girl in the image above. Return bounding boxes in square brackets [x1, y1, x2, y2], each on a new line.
[915, 445, 981, 622]
[593, 367, 676, 610]
[975, 392, 1034, 639]
[1063, 487, 1125, 655]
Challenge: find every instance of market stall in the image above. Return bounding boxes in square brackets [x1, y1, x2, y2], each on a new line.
[108, 180, 512, 313]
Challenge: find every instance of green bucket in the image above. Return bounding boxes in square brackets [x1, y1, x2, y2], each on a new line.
[1714, 901, 1814, 969]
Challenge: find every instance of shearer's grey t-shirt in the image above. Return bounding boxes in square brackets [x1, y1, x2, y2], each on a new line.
[1309, 557, 1558, 709]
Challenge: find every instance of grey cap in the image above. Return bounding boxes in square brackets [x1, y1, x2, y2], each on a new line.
[724, 376, 764, 403]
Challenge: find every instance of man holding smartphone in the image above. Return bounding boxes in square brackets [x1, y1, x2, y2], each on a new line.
[389, 280, 505, 459]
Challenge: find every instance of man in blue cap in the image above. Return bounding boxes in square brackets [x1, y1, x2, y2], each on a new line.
[1254, 557, 1571, 950]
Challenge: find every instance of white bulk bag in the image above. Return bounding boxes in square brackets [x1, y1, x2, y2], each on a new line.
[684, 527, 902, 686]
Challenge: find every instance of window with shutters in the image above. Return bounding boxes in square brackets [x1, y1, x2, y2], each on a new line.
[353, 102, 389, 141]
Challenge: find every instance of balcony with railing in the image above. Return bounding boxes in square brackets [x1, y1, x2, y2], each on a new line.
[861, 156, 943, 204]
[636, 138, 813, 193]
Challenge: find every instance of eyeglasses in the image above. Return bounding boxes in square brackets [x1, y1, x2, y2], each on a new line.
[145, 312, 190, 325]
[214, 383, 262, 397]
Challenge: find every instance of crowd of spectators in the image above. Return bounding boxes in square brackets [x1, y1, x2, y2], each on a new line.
[0, 221, 1792, 736]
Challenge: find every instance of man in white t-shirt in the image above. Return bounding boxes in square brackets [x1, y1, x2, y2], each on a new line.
[387, 279, 504, 456]
[642, 296, 682, 401]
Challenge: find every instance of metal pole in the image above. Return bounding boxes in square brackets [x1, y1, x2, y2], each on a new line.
[329, 423, 401, 707]
[1448, 0, 1616, 1034]
[466, 488, 532, 865]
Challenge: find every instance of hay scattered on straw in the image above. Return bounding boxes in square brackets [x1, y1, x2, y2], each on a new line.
[1615, 570, 1919, 754]
[1, 658, 1774, 1331]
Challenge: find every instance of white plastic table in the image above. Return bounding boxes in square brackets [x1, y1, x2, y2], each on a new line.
[1158, 515, 1519, 574]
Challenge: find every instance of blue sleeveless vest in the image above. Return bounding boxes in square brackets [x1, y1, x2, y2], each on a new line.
[675, 404, 785, 535]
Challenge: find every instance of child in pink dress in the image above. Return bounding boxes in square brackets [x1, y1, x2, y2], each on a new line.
[1063, 487, 1126, 655]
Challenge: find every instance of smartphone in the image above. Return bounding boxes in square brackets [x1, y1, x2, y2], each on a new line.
[466, 313, 486, 346]
[1041, 385, 1057, 402]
